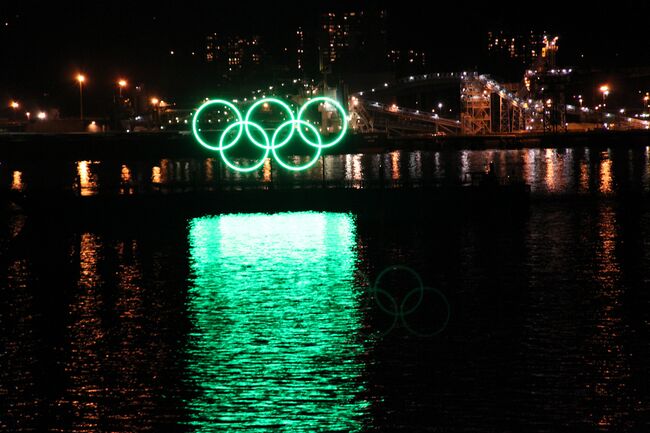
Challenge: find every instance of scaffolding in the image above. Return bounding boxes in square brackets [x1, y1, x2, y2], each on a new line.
[461, 77, 491, 135]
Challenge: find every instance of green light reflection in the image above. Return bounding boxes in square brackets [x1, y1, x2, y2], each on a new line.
[186, 212, 369, 432]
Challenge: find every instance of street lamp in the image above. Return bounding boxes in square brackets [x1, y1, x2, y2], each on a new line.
[151, 97, 160, 126]
[118, 79, 127, 98]
[76, 74, 86, 121]
[9, 101, 20, 121]
[644, 93, 649, 112]
[599, 85, 610, 108]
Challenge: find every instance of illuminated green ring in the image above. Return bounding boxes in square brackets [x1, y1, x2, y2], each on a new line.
[271, 120, 322, 171]
[191, 97, 348, 172]
[244, 98, 295, 149]
[370, 287, 399, 337]
[219, 121, 270, 173]
[192, 99, 243, 151]
[297, 97, 348, 149]
[373, 265, 425, 316]
[401, 286, 450, 337]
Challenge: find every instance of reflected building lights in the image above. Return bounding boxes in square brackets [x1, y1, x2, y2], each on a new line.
[120, 164, 132, 183]
[433, 152, 441, 177]
[76, 161, 99, 196]
[521, 149, 537, 192]
[408, 151, 422, 180]
[120, 164, 134, 195]
[11, 170, 23, 191]
[544, 148, 556, 192]
[390, 151, 400, 180]
[204, 158, 215, 183]
[599, 156, 613, 194]
[344, 155, 353, 181]
[57, 233, 104, 431]
[645, 146, 650, 190]
[585, 206, 631, 430]
[460, 150, 469, 180]
[151, 166, 162, 184]
[344, 154, 363, 187]
[262, 158, 272, 183]
[579, 161, 590, 193]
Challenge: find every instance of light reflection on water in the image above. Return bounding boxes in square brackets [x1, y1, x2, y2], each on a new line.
[76, 161, 99, 196]
[0, 202, 648, 431]
[11, 170, 23, 191]
[186, 212, 370, 432]
[1, 147, 647, 195]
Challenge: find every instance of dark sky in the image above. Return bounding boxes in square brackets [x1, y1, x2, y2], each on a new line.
[2, 1, 649, 114]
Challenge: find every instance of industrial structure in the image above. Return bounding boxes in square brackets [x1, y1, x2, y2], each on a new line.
[347, 37, 650, 136]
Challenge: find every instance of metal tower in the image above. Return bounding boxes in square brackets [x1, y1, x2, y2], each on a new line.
[461, 76, 491, 134]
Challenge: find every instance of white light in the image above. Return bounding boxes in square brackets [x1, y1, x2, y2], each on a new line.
[37, 111, 46, 120]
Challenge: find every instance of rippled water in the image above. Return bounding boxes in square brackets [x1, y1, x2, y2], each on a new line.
[3, 147, 650, 195]
[186, 213, 368, 431]
[1, 147, 650, 432]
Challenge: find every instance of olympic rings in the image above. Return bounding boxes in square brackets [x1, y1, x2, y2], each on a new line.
[297, 97, 348, 148]
[220, 121, 269, 172]
[192, 96, 348, 172]
[272, 120, 322, 171]
[359, 265, 450, 337]
[192, 99, 243, 151]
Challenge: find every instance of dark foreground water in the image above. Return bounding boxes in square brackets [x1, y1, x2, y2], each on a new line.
[1, 147, 650, 432]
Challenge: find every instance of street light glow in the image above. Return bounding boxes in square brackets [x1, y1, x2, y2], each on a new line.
[118, 79, 127, 87]
[9, 101, 19, 109]
[599, 85, 610, 96]
[76, 74, 85, 83]
[151, 97, 159, 105]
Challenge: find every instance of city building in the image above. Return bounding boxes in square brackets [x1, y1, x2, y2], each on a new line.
[205, 33, 263, 77]
[387, 48, 427, 72]
[296, 27, 305, 72]
[318, 8, 388, 73]
[487, 30, 547, 66]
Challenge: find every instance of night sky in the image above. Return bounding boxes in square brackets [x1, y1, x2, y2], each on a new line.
[2, 1, 649, 114]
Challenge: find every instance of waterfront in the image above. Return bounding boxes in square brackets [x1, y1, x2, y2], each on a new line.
[5, 2, 650, 431]
[1, 145, 649, 432]
[3, 146, 650, 198]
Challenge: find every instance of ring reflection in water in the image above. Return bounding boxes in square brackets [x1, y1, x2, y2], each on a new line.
[187, 212, 369, 431]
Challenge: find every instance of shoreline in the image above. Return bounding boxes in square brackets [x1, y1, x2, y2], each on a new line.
[0, 130, 649, 161]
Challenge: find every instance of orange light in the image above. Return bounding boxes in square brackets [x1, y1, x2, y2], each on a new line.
[118, 79, 127, 87]
[76, 74, 85, 83]
[9, 101, 19, 109]
[150, 97, 159, 106]
[599, 85, 609, 93]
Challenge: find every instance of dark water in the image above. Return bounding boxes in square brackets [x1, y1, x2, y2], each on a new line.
[1, 147, 650, 432]
[3, 147, 650, 195]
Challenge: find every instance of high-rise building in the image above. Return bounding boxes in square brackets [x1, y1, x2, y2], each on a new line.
[205, 33, 263, 76]
[296, 27, 305, 72]
[318, 8, 388, 73]
[387, 48, 426, 70]
[487, 30, 547, 66]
